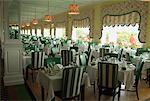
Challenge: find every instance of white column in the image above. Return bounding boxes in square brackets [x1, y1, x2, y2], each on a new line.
[3, 0, 24, 86]
[4, 40, 24, 86]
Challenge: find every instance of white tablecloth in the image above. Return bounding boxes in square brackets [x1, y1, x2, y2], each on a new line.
[22, 56, 31, 68]
[132, 56, 150, 70]
[36, 70, 90, 101]
[87, 60, 135, 90]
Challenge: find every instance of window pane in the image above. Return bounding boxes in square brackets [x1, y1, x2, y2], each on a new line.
[37, 29, 42, 36]
[101, 24, 142, 48]
[51, 28, 55, 38]
[72, 27, 90, 42]
[43, 28, 50, 37]
[55, 28, 66, 39]
[32, 29, 36, 36]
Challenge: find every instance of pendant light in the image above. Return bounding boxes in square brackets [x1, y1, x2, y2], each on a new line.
[68, 0, 79, 15]
[21, 23, 25, 28]
[44, 0, 53, 22]
[26, 17, 30, 27]
[32, 8, 38, 25]
[26, 22, 30, 27]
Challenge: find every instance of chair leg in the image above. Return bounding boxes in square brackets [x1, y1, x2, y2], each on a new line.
[98, 88, 101, 101]
[118, 91, 120, 101]
[41, 86, 44, 101]
[93, 81, 95, 94]
[136, 85, 139, 100]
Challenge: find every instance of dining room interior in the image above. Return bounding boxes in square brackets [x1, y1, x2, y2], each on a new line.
[1, 0, 150, 101]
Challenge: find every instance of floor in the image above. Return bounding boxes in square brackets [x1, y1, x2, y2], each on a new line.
[25, 70, 150, 101]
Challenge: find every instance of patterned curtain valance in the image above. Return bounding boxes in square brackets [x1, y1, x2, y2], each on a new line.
[103, 11, 140, 27]
[101, 1, 148, 43]
[73, 18, 90, 28]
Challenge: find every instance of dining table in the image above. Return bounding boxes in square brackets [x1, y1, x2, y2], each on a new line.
[36, 66, 91, 101]
[87, 58, 136, 91]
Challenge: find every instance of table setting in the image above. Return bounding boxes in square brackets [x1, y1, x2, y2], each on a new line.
[87, 57, 136, 90]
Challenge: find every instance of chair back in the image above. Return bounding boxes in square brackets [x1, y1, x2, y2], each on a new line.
[31, 51, 45, 69]
[118, 48, 123, 61]
[79, 52, 87, 66]
[99, 48, 109, 58]
[98, 62, 118, 89]
[61, 50, 72, 66]
[62, 67, 84, 99]
[70, 47, 78, 52]
[135, 59, 144, 82]
[125, 52, 131, 62]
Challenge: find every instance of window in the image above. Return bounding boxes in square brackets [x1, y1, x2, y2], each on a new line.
[20, 29, 24, 34]
[25, 29, 27, 34]
[55, 28, 66, 39]
[43, 28, 50, 37]
[101, 24, 142, 48]
[32, 29, 36, 36]
[51, 28, 55, 38]
[72, 18, 90, 42]
[37, 29, 42, 36]
[72, 27, 90, 42]
[27, 29, 30, 35]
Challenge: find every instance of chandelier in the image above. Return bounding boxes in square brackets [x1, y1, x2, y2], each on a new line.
[32, 8, 38, 25]
[68, 0, 79, 15]
[44, 0, 53, 22]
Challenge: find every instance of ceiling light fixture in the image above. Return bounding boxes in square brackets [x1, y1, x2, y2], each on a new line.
[26, 22, 30, 27]
[32, 8, 38, 25]
[44, 0, 53, 22]
[68, 0, 79, 15]
[21, 23, 25, 28]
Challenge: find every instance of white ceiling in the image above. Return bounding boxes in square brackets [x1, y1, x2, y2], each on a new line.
[8, 0, 107, 23]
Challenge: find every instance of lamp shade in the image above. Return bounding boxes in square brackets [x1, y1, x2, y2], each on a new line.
[21, 23, 25, 28]
[68, 4, 79, 15]
[32, 18, 38, 25]
[26, 22, 30, 27]
[44, 15, 53, 22]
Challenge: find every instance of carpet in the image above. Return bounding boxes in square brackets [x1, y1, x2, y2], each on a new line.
[6, 84, 32, 100]
[144, 97, 150, 101]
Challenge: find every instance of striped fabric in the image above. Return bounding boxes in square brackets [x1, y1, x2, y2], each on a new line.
[70, 47, 78, 52]
[79, 53, 87, 66]
[98, 62, 121, 101]
[31, 52, 45, 69]
[118, 48, 123, 61]
[61, 67, 84, 99]
[98, 62, 118, 89]
[61, 50, 72, 66]
[99, 48, 109, 58]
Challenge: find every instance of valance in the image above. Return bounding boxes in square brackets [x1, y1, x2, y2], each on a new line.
[101, 1, 148, 43]
[73, 18, 90, 28]
[103, 12, 140, 26]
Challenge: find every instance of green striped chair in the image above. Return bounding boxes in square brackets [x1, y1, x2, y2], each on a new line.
[118, 48, 123, 61]
[134, 59, 144, 100]
[55, 67, 84, 100]
[61, 50, 72, 66]
[98, 62, 121, 101]
[31, 51, 45, 69]
[99, 48, 109, 58]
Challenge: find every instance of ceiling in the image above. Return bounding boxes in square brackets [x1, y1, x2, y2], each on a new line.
[8, 0, 107, 23]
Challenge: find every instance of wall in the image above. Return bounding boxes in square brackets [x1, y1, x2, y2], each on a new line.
[0, 0, 4, 44]
[144, 3, 150, 48]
